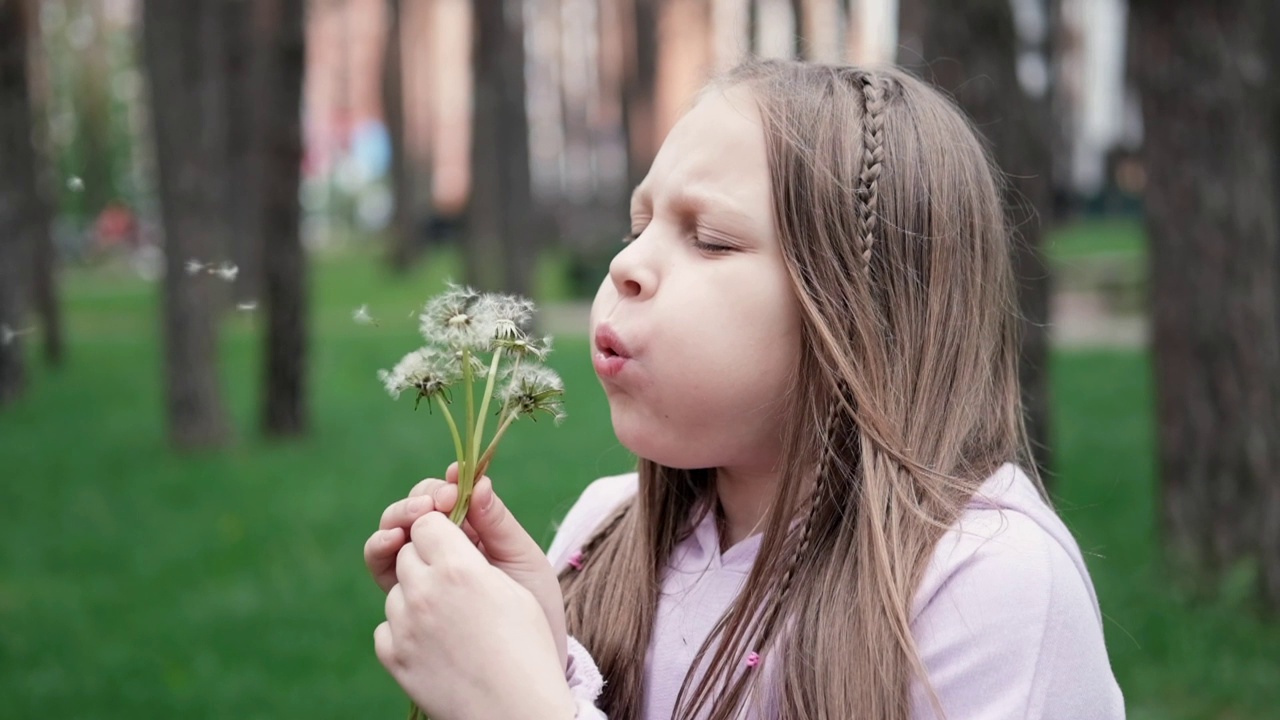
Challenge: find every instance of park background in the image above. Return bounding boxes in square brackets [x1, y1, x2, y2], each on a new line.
[0, 0, 1277, 718]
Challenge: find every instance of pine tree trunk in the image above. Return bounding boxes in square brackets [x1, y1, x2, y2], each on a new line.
[254, 0, 309, 437]
[20, 0, 62, 369]
[383, 0, 418, 272]
[902, 0, 1056, 481]
[1130, 0, 1280, 609]
[466, 0, 535, 295]
[0, 0, 36, 406]
[143, 0, 232, 449]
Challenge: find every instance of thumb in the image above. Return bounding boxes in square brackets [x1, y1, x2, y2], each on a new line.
[466, 476, 542, 563]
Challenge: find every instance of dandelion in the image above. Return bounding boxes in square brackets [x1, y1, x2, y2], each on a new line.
[377, 347, 458, 406]
[0, 324, 34, 346]
[185, 259, 205, 276]
[353, 304, 378, 326]
[498, 364, 565, 423]
[418, 283, 495, 351]
[66, 176, 84, 192]
[474, 293, 534, 341]
[212, 262, 239, 282]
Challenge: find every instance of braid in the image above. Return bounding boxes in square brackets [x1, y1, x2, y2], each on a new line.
[856, 73, 886, 269]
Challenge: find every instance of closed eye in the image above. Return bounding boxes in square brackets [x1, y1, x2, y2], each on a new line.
[692, 238, 735, 254]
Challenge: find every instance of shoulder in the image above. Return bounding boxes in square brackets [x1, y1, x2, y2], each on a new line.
[909, 464, 1125, 719]
[545, 472, 638, 571]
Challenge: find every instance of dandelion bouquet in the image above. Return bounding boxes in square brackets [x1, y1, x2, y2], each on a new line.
[378, 283, 565, 526]
[377, 284, 564, 720]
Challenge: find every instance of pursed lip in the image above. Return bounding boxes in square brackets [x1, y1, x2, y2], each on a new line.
[592, 323, 635, 379]
[593, 324, 633, 359]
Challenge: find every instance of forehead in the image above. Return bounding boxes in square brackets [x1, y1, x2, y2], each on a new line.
[633, 87, 772, 225]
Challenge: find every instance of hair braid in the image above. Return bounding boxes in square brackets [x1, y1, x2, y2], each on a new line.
[856, 74, 886, 268]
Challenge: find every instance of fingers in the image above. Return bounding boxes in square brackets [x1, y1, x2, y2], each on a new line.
[373, 620, 397, 671]
[381, 483, 458, 530]
[364, 526, 407, 592]
[464, 476, 542, 561]
[411, 512, 483, 566]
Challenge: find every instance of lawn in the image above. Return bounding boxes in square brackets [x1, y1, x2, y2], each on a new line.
[1, 232, 1276, 719]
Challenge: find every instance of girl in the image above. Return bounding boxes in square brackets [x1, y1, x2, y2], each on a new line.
[365, 60, 1125, 720]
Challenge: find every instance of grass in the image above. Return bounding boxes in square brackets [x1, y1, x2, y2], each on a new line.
[1, 235, 1276, 719]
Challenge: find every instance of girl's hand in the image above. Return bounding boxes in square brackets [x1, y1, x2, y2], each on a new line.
[363, 464, 569, 668]
[375, 512, 575, 719]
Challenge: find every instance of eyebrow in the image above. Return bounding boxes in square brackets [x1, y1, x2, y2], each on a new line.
[630, 185, 757, 232]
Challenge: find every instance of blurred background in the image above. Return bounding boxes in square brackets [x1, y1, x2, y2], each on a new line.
[0, 0, 1277, 717]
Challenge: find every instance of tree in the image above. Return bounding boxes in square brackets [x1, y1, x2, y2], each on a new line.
[898, 0, 1056, 480]
[253, 0, 309, 437]
[224, 0, 259, 303]
[1130, 0, 1280, 608]
[142, 0, 232, 448]
[0, 0, 38, 405]
[20, 0, 62, 369]
[466, 0, 536, 296]
[382, 0, 418, 272]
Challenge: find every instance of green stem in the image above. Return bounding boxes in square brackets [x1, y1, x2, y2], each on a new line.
[471, 348, 505, 466]
[453, 411, 518, 522]
[435, 395, 465, 477]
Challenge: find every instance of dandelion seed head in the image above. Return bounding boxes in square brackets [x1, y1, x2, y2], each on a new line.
[418, 283, 495, 351]
[499, 364, 565, 423]
[495, 334, 552, 361]
[377, 347, 458, 401]
[212, 262, 239, 282]
[353, 304, 377, 325]
[475, 293, 534, 341]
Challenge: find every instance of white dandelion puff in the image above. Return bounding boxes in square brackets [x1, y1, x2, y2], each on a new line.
[66, 176, 84, 192]
[418, 283, 495, 351]
[0, 324, 35, 346]
[185, 259, 205, 276]
[236, 300, 258, 312]
[474, 293, 534, 341]
[377, 347, 459, 405]
[212, 262, 239, 282]
[495, 334, 552, 361]
[353, 304, 378, 326]
[499, 364, 566, 423]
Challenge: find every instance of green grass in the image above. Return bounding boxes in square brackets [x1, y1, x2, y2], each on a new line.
[1, 240, 1277, 719]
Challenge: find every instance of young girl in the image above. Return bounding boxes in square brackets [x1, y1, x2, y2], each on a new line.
[365, 59, 1125, 720]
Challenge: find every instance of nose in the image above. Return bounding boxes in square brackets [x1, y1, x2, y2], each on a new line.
[608, 232, 657, 300]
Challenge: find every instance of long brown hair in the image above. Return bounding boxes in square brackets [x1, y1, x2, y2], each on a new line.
[561, 60, 1041, 720]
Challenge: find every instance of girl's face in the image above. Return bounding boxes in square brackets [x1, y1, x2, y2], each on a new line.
[590, 87, 802, 472]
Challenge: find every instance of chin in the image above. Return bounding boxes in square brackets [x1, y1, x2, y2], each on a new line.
[609, 409, 719, 470]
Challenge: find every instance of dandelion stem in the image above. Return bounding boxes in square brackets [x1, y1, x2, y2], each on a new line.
[471, 347, 505, 466]
[435, 395, 465, 473]
[477, 411, 518, 472]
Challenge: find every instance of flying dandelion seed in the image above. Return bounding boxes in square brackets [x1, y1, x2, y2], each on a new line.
[185, 259, 205, 276]
[236, 301, 258, 312]
[0, 324, 34, 346]
[66, 176, 84, 192]
[212, 262, 239, 282]
[353, 304, 378, 326]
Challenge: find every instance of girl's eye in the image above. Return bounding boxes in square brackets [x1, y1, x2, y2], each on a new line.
[692, 237, 734, 254]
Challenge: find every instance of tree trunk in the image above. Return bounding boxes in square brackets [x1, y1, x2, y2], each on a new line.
[225, 0, 259, 303]
[901, 0, 1056, 481]
[0, 0, 37, 405]
[70, 0, 114, 223]
[466, 0, 535, 296]
[622, 0, 660, 192]
[21, 0, 62, 368]
[254, 0, 309, 437]
[383, 0, 418, 272]
[1130, 0, 1280, 609]
[143, 0, 232, 449]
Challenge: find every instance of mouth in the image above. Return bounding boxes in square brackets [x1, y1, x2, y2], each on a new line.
[593, 324, 633, 379]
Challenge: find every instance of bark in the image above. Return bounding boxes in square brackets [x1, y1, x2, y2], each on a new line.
[1130, 0, 1280, 609]
[21, 0, 62, 368]
[142, 0, 232, 449]
[466, 0, 535, 295]
[622, 0, 660, 192]
[254, 0, 309, 437]
[901, 0, 1056, 481]
[383, 0, 417, 272]
[0, 0, 36, 405]
[225, 0, 259, 303]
